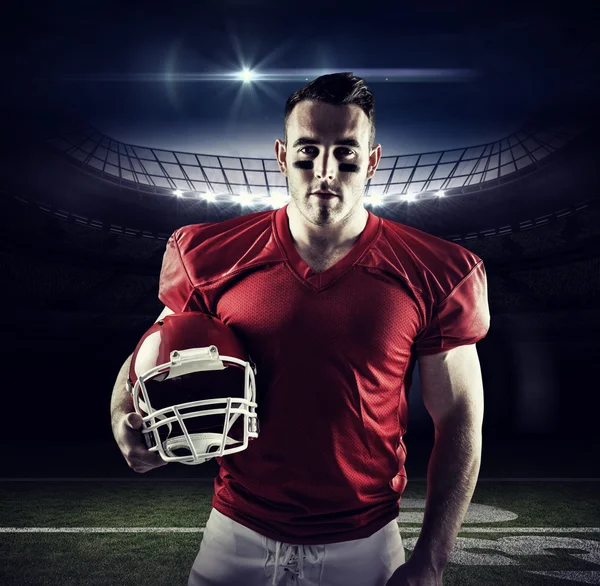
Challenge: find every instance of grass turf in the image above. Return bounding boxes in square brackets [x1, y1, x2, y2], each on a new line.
[0, 480, 598, 585]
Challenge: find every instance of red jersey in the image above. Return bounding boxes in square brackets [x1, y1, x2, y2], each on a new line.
[158, 204, 490, 544]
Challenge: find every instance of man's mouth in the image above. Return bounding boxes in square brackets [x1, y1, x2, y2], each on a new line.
[312, 191, 338, 198]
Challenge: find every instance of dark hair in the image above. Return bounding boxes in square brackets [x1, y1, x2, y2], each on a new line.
[284, 72, 376, 150]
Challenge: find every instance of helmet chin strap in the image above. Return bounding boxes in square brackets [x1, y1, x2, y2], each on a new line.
[163, 433, 239, 465]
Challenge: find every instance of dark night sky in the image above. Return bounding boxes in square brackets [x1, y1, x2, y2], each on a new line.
[3, 1, 599, 157]
[1, 1, 600, 470]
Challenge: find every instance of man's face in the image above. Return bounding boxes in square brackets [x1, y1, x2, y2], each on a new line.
[275, 100, 381, 228]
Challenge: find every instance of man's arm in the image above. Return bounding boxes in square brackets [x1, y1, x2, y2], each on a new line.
[387, 344, 483, 586]
[406, 344, 484, 578]
[110, 305, 175, 473]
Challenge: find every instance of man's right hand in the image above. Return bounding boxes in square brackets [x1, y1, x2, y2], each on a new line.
[114, 412, 168, 473]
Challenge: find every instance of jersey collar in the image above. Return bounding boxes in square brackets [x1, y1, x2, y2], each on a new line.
[273, 203, 380, 290]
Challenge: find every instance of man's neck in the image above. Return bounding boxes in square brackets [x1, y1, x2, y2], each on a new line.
[286, 203, 369, 253]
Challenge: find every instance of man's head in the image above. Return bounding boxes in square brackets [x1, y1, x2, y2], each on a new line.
[283, 72, 376, 151]
[275, 72, 381, 228]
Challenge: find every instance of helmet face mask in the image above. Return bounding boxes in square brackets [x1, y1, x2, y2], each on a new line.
[128, 314, 259, 465]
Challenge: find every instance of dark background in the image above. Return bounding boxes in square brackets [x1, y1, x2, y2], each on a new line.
[1, 0, 599, 480]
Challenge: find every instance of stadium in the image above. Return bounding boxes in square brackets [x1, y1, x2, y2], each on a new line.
[1, 4, 600, 585]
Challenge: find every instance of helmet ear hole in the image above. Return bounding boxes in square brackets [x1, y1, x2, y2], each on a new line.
[170, 446, 192, 457]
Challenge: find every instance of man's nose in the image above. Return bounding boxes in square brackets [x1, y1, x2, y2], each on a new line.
[315, 152, 336, 180]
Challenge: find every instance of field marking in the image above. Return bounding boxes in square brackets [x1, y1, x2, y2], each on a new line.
[0, 478, 214, 482]
[527, 571, 600, 584]
[0, 527, 207, 533]
[457, 528, 600, 534]
[1, 526, 599, 534]
[1, 477, 600, 482]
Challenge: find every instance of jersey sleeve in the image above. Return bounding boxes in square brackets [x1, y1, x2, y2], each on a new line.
[158, 228, 196, 312]
[414, 260, 490, 357]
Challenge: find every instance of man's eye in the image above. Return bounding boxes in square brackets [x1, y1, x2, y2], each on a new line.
[298, 147, 354, 156]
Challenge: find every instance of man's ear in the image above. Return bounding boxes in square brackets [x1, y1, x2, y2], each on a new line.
[366, 143, 382, 181]
[275, 138, 287, 176]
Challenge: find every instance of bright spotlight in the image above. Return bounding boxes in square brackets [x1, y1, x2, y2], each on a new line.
[240, 68, 254, 83]
[270, 194, 289, 209]
[202, 192, 216, 203]
[402, 193, 416, 202]
[365, 194, 383, 206]
[435, 190, 446, 197]
[173, 189, 183, 197]
[237, 190, 254, 206]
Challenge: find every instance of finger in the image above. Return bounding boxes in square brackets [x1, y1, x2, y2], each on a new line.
[125, 412, 144, 430]
[125, 449, 167, 471]
[129, 453, 168, 472]
[128, 445, 168, 467]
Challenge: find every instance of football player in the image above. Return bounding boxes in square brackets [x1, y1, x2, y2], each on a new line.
[111, 72, 489, 586]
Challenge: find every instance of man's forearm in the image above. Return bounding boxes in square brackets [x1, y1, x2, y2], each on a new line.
[410, 412, 482, 571]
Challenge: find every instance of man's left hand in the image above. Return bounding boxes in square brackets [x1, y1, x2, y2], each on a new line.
[385, 557, 443, 586]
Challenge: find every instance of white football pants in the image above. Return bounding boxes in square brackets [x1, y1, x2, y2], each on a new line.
[188, 507, 405, 586]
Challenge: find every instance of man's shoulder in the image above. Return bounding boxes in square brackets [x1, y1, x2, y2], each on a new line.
[379, 215, 483, 274]
[363, 215, 484, 300]
[172, 208, 275, 250]
[167, 208, 284, 285]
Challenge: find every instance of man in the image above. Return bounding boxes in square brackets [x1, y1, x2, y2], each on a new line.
[111, 72, 489, 586]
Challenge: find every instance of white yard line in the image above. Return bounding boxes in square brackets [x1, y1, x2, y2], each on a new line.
[1, 526, 599, 534]
[0, 477, 599, 482]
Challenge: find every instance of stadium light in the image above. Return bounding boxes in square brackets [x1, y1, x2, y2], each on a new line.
[435, 190, 446, 197]
[402, 193, 416, 202]
[270, 194, 289, 209]
[240, 68, 254, 83]
[202, 192, 216, 203]
[237, 190, 254, 206]
[365, 194, 383, 206]
[173, 189, 183, 197]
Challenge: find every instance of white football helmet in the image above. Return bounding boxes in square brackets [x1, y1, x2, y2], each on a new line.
[127, 312, 258, 465]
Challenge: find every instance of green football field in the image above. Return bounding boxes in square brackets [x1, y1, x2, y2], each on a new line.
[0, 480, 598, 585]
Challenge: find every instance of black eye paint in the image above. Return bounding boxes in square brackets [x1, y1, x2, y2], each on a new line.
[292, 161, 360, 173]
[293, 161, 313, 169]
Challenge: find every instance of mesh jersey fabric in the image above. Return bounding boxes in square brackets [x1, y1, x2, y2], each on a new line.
[158, 204, 490, 545]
